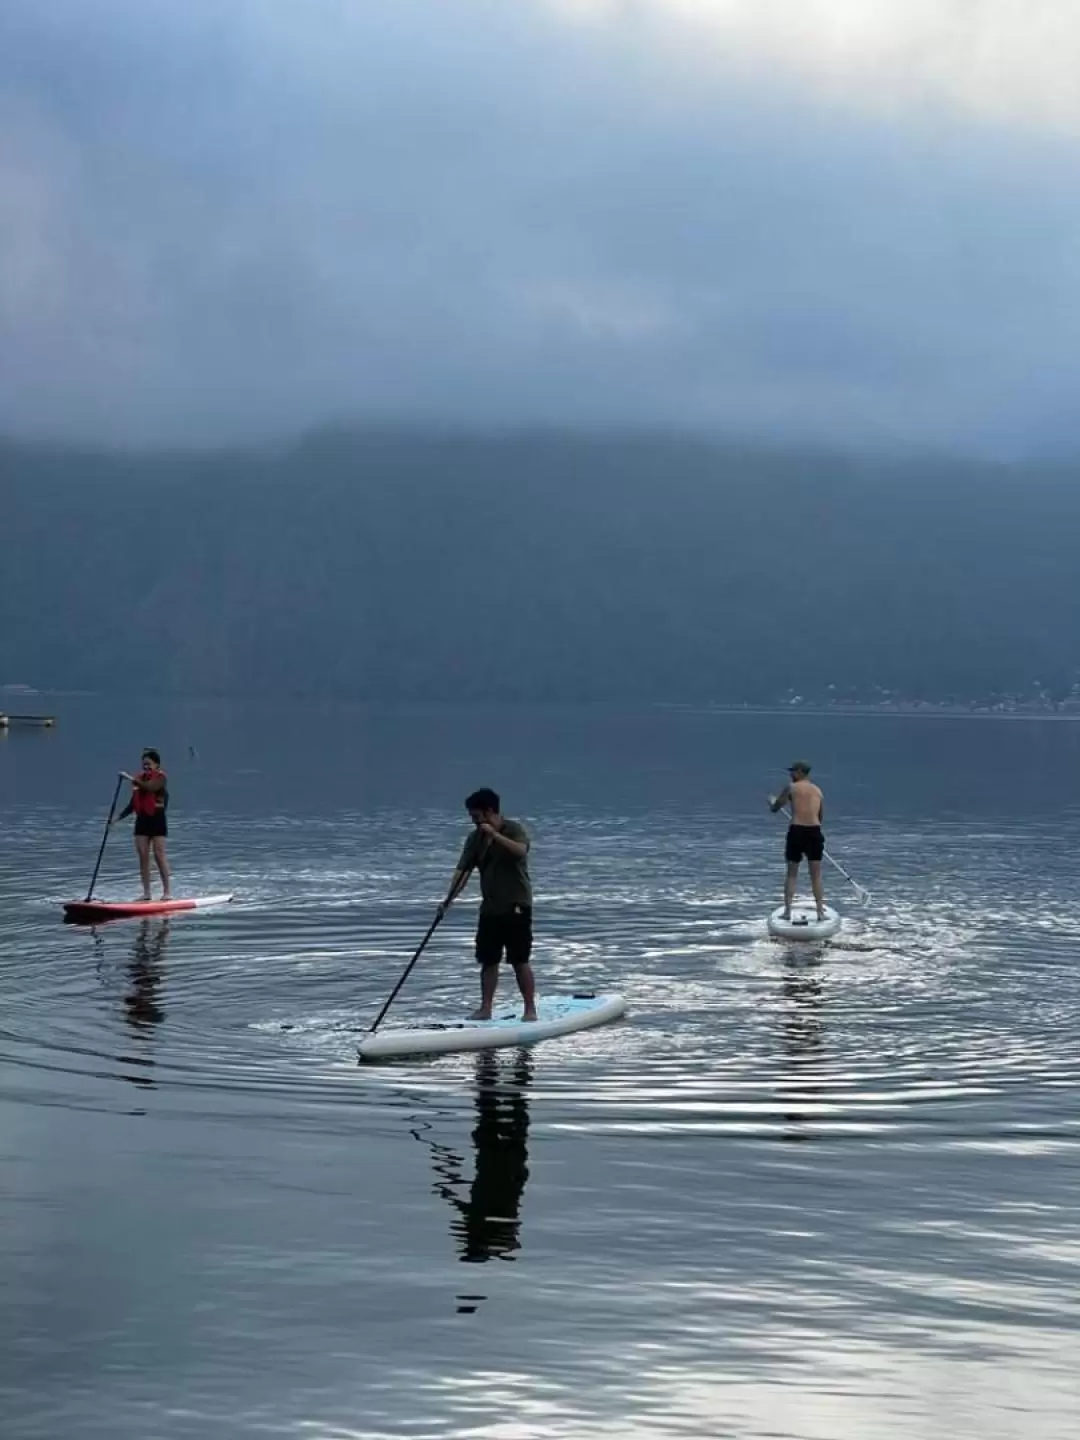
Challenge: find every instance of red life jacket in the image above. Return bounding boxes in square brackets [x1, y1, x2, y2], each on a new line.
[132, 769, 168, 816]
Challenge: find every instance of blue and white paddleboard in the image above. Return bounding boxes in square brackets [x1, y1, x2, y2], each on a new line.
[357, 992, 626, 1061]
[768, 901, 841, 942]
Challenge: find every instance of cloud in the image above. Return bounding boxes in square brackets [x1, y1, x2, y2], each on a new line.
[1, 0, 1079, 453]
[541, 0, 1080, 136]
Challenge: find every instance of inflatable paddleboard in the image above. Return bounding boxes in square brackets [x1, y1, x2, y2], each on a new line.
[62, 894, 234, 924]
[358, 992, 626, 1062]
[767, 901, 841, 942]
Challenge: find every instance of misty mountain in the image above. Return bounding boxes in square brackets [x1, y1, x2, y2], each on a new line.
[1, 430, 1078, 705]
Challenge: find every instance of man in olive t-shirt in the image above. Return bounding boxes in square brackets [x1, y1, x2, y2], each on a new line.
[438, 786, 537, 1022]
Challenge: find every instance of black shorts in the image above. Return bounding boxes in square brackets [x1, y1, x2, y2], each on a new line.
[476, 906, 533, 968]
[785, 825, 824, 864]
[134, 813, 168, 839]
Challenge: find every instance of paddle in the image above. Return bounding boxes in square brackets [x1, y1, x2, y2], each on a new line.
[366, 864, 476, 1036]
[820, 844, 871, 905]
[774, 803, 871, 904]
[85, 773, 125, 902]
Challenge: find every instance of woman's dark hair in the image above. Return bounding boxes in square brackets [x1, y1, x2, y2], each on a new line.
[465, 787, 500, 813]
[142, 748, 161, 765]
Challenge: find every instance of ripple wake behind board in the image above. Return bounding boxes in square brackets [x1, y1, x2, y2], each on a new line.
[357, 992, 627, 1062]
[62, 894, 234, 924]
[768, 901, 841, 941]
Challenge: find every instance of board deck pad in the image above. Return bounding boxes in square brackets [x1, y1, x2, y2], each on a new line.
[62, 894, 234, 924]
[357, 992, 626, 1061]
[767, 901, 841, 942]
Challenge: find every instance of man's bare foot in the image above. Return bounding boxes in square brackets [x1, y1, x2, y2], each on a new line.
[522, 1009, 538, 1022]
[817, 912, 826, 923]
[470, 1007, 493, 1021]
[163, 893, 173, 902]
[781, 911, 791, 922]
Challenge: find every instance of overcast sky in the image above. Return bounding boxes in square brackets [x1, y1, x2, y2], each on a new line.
[2, 0, 1079, 454]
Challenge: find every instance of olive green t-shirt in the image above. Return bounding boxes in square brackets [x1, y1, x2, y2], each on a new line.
[457, 819, 532, 916]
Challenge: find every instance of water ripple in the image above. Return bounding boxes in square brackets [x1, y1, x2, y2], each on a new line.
[4, 777, 1080, 1440]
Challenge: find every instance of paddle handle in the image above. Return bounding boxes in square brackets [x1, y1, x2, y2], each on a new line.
[85, 773, 125, 901]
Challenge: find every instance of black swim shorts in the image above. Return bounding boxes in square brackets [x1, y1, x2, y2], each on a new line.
[785, 824, 824, 864]
[134, 813, 168, 839]
[475, 906, 533, 968]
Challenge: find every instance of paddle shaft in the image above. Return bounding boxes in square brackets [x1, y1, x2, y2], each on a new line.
[86, 774, 125, 901]
[368, 864, 475, 1034]
[822, 847, 868, 898]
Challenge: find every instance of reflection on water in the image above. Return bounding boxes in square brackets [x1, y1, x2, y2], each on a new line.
[780, 957, 827, 1143]
[123, 918, 170, 1034]
[4, 704, 1080, 1438]
[419, 1050, 532, 1274]
[94, 918, 171, 1090]
[780, 957, 826, 1061]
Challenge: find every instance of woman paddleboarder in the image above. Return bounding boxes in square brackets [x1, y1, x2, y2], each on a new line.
[111, 749, 172, 901]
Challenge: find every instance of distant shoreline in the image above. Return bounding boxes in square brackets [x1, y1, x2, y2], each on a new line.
[11, 691, 1080, 721]
[668, 702, 1080, 721]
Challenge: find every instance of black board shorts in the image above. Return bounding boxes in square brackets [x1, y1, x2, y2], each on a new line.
[475, 906, 533, 967]
[785, 824, 824, 864]
[134, 813, 168, 839]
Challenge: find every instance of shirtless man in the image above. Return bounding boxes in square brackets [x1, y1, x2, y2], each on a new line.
[769, 761, 826, 922]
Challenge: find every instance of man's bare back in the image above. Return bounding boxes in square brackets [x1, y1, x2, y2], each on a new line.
[786, 778, 823, 826]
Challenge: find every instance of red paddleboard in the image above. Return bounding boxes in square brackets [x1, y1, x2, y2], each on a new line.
[62, 893, 233, 924]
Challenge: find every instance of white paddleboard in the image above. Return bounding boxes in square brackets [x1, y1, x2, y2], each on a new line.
[768, 901, 841, 942]
[357, 992, 626, 1062]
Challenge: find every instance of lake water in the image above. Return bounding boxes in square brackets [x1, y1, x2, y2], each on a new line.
[2, 699, 1079, 1439]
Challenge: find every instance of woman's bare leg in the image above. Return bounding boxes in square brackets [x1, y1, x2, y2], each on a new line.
[152, 838, 172, 899]
[135, 836, 152, 900]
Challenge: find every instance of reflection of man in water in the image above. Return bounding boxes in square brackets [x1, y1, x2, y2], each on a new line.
[781, 961, 825, 1061]
[427, 1051, 532, 1263]
[780, 958, 826, 1143]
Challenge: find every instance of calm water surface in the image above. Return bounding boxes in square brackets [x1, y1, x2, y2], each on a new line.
[2, 700, 1079, 1439]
